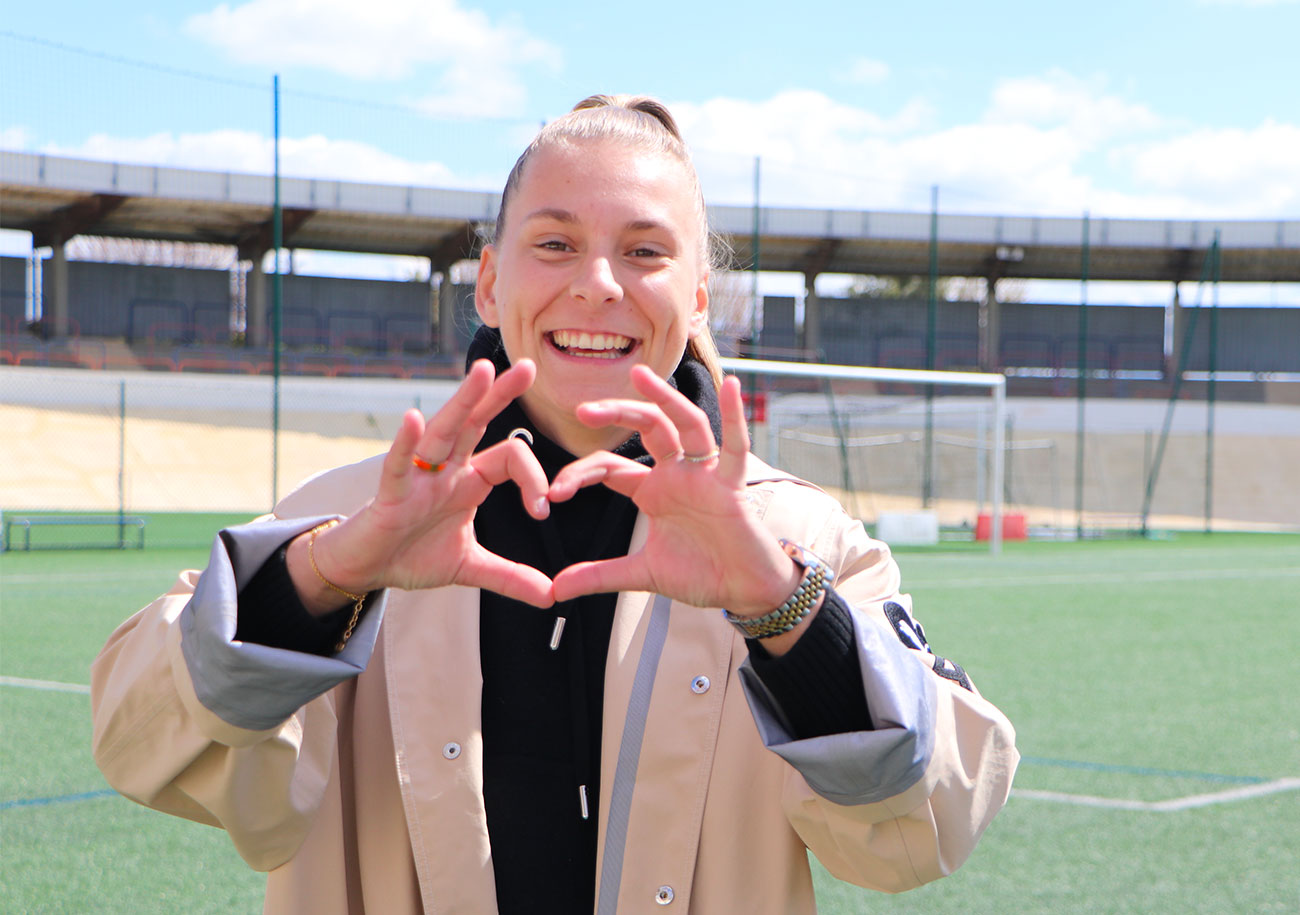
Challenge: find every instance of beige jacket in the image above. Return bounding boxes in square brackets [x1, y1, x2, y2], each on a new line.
[91, 454, 1018, 914]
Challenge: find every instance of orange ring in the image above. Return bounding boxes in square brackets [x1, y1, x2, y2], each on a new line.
[412, 455, 446, 472]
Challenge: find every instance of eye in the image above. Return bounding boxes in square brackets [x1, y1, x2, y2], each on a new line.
[629, 245, 666, 258]
[536, 239, 573, 253]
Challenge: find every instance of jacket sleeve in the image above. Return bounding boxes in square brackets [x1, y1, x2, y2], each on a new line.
[737, 487, 1019, 892]
[90, 516, 389, 871]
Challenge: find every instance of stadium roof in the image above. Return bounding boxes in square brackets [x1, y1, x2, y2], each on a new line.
[3, 150, 1297, 283]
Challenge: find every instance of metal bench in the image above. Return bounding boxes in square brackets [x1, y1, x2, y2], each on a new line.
[2, 515, 147, 551]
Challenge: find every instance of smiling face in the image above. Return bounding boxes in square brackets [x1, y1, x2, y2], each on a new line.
[475, 137, 710, 455]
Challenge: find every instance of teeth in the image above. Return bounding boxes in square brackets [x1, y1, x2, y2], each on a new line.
[551, 330, 632, 354]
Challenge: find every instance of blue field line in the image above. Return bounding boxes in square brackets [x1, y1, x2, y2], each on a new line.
[1020, 756, 1266, 785]
[1, 789, 118, 811]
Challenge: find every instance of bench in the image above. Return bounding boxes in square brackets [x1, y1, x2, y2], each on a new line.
[2, 515, 147, 551]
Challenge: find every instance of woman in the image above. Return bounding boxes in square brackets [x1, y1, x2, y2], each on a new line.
[92, 95, 1017, 914]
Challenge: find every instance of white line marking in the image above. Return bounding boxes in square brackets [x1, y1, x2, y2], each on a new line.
[1014, 778, 1300, 812]
[910, 566, 1300, 589]
[0, 676, 91, 694]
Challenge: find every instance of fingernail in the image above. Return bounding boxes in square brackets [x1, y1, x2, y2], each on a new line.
[534, 497, 549, 517]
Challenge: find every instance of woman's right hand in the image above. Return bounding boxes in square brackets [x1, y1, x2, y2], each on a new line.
[285, 358, 555, 611]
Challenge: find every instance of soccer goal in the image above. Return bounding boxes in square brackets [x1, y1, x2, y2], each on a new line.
[719, 357, 1009, 554]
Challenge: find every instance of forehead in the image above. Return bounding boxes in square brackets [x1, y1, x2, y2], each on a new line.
[507, 138, 701, 234]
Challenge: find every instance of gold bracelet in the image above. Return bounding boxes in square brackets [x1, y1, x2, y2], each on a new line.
[307, 520, 367, 652]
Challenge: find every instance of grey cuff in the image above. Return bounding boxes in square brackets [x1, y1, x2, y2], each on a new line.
[179, 515, 387, 732]
[738, 604, 937, 806]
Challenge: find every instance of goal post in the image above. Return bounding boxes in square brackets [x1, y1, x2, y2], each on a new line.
[720, 357, 1008, 554]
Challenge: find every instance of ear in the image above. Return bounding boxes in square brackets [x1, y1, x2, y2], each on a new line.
[475, 245, 501, 327]
[687, 273, 709, 339]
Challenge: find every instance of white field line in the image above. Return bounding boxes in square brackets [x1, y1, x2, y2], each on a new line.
[1014, 778, 1300, 812]
[909, 566, 1300, 589]
[0, 675, 91, 694]
[1, 569, 186, 586]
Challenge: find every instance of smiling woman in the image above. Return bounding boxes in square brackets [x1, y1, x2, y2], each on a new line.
[90, 94, 1017, 915]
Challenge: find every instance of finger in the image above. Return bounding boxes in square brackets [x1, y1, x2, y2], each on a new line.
[552, 554, 654, 602]
[574, 398, 682, 460]
[470, 437, 551, 519]
[549, 451, 650, 502]
[378, 408, 429, 501]
[458, 546, 556, 608]
[453, 359, 536, 457]
[628, 365, 718, 459]
[717, 375, 750, 485]
[415, 359, 496, 466]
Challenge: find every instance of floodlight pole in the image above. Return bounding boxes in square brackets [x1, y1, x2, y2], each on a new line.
[923, 185, 938, 507]
[1075, 211, 1090, 539]
[1205, 230, 1221, 533]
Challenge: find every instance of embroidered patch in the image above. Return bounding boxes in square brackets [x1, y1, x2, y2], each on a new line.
[883, 601, 931, 654]
[932, 655, 973, 691]
[884, 601, 974, 692]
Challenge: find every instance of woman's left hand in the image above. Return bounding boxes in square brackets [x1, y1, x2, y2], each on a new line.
[549, 365, 801, 618]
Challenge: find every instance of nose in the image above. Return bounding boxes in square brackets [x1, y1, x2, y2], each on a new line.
[570, 254, 622, 306]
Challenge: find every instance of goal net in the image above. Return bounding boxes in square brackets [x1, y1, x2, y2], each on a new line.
[720, 358, 1010, 553]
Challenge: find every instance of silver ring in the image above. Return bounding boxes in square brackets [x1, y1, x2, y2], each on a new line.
[508, 428, 534, 446]
[658, 448, 684, 463]
[682, 448, 720, 463]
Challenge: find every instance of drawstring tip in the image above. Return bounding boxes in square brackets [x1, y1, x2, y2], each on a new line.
[549, 616, 566, 650]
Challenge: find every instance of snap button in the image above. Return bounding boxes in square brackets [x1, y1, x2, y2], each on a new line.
[655, 885, 674, 905]
[690, 675, 710, 694]
[442, 742, 461, 760]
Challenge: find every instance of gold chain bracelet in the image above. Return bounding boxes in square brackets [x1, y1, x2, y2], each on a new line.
[307, 520, 367, 652]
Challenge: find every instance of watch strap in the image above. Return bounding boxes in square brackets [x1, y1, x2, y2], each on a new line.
[723, 540, 833, 639]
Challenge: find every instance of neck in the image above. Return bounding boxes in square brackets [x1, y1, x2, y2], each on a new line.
[519, 398, 633, 457]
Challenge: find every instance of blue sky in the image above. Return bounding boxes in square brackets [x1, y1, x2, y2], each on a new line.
[2, 0, 1297, 302]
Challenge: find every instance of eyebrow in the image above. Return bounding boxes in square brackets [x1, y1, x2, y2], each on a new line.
[523, 207, 577, 225]
[522, 208, 674, 235]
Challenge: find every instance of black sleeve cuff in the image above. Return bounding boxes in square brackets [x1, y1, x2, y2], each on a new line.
[744, 589, 873, 739]
[234, 539, 360, 655]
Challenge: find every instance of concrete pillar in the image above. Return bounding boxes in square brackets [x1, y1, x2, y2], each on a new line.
[802, 271, 821, 359]
[436, 266, 458, 357]
[48, 237, 69, 337]
[247, 256, 267, 347]
[979, 275, 1001, 371]
[1165, 282, 1182, 379]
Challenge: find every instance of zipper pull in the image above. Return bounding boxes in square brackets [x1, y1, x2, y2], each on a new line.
[578, 784, 589, 820]
[549, 616, 566, 650]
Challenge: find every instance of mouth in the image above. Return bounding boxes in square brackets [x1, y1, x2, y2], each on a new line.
[547, 329, 636, 360]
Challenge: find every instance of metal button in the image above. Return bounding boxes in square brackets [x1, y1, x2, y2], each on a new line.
[655, 885, 674, 905]
[442, 742, 461, 760]
[690, 675, 710, 694]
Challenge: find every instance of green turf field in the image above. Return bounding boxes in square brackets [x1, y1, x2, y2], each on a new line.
[2, 533, 1297, 913]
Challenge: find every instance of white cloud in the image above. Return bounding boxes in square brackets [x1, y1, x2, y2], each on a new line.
[0, 126, 32, 149]
[844, 57, 890, 85]
[986, 69, 1164, 144]
[1117, 120, 1300, 217]
[40, 128, 477, 188]
[185, 0, 560, 115]
[671, 77, 1298, 221]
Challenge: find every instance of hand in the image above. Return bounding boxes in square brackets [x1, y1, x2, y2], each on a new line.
[548, 365, 801, 617]
[291, 359, 555, 609]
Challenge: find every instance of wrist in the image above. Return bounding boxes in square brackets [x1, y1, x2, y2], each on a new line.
[286, 521, 367, 617]
[722, 541, 833, 640]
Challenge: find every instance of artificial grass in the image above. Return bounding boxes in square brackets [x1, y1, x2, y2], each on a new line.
[2, 534, 1298, 912]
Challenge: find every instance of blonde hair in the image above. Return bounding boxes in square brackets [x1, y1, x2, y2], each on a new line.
[494, 94, 726, 390]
